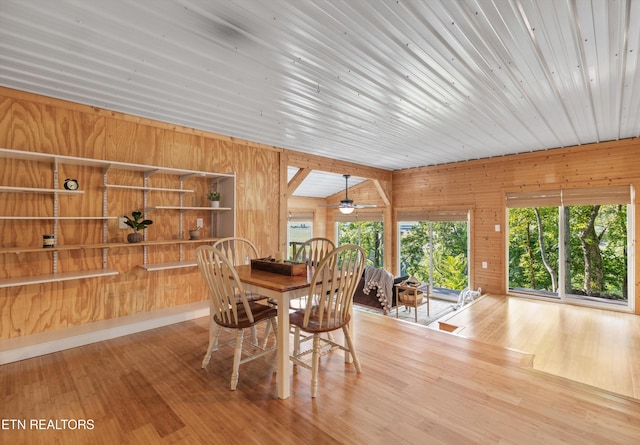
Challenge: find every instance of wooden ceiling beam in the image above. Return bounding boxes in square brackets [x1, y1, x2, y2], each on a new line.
[287, 167, 311, 195]
[372, 179, 390, 206]
[287, 150, 391, 182]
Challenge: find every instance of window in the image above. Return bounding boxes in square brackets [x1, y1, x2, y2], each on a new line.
[288, 212, 313, 260]
[397, 210, 469, 298]
[336, 212, 383, 268]
[507, 186, 634, 310]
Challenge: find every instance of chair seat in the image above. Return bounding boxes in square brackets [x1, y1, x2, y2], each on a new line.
[215, 301, 278, 329]
[290, 309, 350, 334]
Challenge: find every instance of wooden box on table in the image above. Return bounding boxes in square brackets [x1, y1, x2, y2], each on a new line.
[250, 259, 307, 276]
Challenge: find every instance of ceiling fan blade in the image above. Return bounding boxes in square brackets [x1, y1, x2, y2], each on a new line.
[318, 203, 376, 208]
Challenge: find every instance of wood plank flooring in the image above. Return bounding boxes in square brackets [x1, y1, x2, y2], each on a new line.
[1, 296, 639, 444]
[439, 294, 640, 399]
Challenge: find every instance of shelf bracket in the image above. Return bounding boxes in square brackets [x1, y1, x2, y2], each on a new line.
[52, 158, 60, 274]
[144, 169, 160, 179]
[102, 169, 109, 270]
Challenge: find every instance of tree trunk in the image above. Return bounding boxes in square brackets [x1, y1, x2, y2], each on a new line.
[534, 208, 558, 292]
[564, 207, 572, 294]
[525, 224, 536, 288]
[579, 205, 604, 294]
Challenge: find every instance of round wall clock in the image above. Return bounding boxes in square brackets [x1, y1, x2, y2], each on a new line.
[64, 178, 79, 191]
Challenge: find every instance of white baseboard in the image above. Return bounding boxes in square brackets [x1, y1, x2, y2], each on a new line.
[0, 301, 209, 365]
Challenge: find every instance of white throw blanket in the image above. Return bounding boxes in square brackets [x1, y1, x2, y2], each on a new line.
[362, 266, 394, 312]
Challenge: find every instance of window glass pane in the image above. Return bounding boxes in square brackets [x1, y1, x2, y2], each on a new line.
[399, 220, 468, 291]
[431, 221, 469, 290]
[508, 202, 630, 307]
[508, 207, 559, 297]
[399, 222, 429, 279]
[337, 221, 384, 267]
[565, 204, 628, 303]
[288, 221, 312, 259]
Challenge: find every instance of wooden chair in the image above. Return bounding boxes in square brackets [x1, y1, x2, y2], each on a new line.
[213, 237, 261, 270]
[290, 237, 335, 310]
[213, 237, 268, 343]
[289, 244, 366, 398]
[195, 245, 278, 390]
[293, 237, 335, 266]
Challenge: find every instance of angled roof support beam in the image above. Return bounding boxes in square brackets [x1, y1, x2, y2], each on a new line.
[287, 167, 311, 196]
[372, 179, 390, 206]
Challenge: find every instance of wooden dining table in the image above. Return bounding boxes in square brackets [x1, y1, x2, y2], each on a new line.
[232, 264, 314, 399]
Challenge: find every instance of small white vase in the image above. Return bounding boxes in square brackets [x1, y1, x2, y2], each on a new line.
[211, 201, 220, 208]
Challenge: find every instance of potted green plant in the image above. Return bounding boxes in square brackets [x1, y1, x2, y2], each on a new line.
[123, 211, 153, 243]
[207, 191, 221, 208]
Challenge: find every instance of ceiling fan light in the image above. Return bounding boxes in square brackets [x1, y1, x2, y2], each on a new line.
[339, 199, 355, 214]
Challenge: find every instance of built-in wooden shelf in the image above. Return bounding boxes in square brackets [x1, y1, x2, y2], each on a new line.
[0, 185, 84, 195]
[104, 184, 194, 193]
[0, 238, 221, 255]
[0, 269, 119, 289]
[0, 148, 236, 292]
[0, 216, 117, 220]
[121, 238, 220, 247]
[138, 261, 198, 271]
[0, 148, 235, 180]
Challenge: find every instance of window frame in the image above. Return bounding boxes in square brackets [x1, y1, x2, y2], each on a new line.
[505, 186, 635, 313]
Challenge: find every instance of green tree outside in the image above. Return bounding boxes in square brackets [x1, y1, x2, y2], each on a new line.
[338, 221, 384, 267]
[399, 221, 468, 291]
[508, 204, 627, 300]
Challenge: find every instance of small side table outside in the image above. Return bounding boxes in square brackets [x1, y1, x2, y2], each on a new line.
[395, 282, 430, 323]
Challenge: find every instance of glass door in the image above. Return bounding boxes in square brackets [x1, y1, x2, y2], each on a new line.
[397, 210, 469, 300]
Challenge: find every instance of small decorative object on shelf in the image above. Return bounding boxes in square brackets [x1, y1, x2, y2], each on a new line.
[189, 226, 201, 240]
[63, 178, 79, 190]
[43, 234, 55, 248]
[123, 211, 153, 243]
[207, 191, 221, 208]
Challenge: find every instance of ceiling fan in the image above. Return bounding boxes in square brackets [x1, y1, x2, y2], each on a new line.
[321, 174, 377, 214]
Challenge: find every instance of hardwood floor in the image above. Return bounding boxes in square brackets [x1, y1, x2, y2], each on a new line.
[1, 296, 639, 444]
[439, 294, 640, 399]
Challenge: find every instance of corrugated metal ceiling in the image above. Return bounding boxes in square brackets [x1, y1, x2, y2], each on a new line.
[287, 167, 366, 198]
[1, 0, 639, 196]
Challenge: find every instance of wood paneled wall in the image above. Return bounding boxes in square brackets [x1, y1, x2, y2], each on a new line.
[392, 138, 640, 314]
[0, 88, 283, 339]
[1, 85, 638, 341]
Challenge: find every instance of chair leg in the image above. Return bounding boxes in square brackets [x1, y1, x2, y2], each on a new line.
[311, 333, 321, 398]
[213, 323, 221, 350]
[262, 320, 272, 348]
[250, 325, 258, 346]
[269, 318, 278, 343]
[230, 329, 244, 390]
[261, 317, 278, 349]
[293, 326, 301, 358]
[202, 322, 221, 368]
[342, 326, 361, 373]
